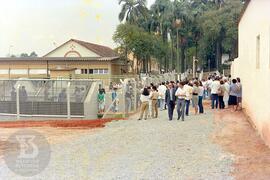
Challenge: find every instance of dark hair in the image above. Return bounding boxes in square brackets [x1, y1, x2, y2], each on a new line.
[162, 82, 165, 85]
[180, 81, 185, 86]
[194, 81, 199, 87]
[220, 80, 224, 85]
[232, 79, 237, 84]
[152, 86, 157, 91]
[142, 88, 150, 96]
[199, 81, 203, 86]
[237, 77, 241, 83]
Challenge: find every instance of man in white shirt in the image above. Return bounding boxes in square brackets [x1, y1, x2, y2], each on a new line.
[210, 77, 221, 109]
[175, 82, 186, 121]
[223, 79, 230, 108]
[206, 77, 213, 100]
[158, 82, 167, 111]
[184, 81, 193, 116]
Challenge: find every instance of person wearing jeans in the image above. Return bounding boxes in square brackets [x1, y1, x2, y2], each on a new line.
[175, 82, 186, 121]
[198, 81, 204, 114]
[184, 81, 193, 116]
[158, 82, 167, 111]
[210, 77, 221, 109]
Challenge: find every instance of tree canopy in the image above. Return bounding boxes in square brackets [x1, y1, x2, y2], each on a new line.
[114, 0, 246, 73]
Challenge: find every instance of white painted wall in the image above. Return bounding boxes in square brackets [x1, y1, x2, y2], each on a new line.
[231, 0, 270, 146]
[45, 40, 101, 57]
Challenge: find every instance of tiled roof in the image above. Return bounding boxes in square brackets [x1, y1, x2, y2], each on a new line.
[71, 39, 118, 57]
[0, 57, 119, 61]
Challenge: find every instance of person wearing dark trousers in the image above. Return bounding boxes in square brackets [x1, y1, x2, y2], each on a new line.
[175, 82, 186, 121]
[218, 80, 225, 109]
[165, 83, 176, 121]
[210, 77, 220, 109]
[198, 81, 204, 114]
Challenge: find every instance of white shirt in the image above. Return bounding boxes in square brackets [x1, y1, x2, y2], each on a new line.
[211, 80, 221, 94]
[198, 86, 204, 96]
[207, 79, 213, 89]
[140, 94, 149, 102]
[184, 84, 193, 100]
[224, 82, 230, 96]
[175, 87, 186, 99]
[158, 85, 167, 99]
[202, 81, 207, 90]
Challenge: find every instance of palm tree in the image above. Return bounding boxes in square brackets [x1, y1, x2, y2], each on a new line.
[118, 0, 148, 24]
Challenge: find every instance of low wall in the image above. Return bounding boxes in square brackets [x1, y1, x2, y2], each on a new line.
[0, 101, 84, 116]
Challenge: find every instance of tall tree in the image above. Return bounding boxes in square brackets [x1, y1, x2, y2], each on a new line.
[118, 0, 148, 24]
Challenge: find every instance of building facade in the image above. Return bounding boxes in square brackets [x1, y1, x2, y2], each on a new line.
[231, 0, 270, 146]
[0, 39, 124, 82]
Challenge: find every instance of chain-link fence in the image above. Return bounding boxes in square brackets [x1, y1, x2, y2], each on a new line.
[101, 73, 177, 119]
[0, 79, 99, 120]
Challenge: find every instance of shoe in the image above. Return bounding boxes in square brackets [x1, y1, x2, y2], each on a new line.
[144, 118, 147, 120]
[138, 119, 141, 120]
[177, 117, 180, 120]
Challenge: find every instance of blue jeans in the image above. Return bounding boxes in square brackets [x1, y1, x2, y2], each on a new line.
[185, 100, 190, 116]
[198, 96, 204, 113]
[211, 94, 219, 109]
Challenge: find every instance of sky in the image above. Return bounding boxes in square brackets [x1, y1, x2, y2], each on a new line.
[0, 0, 155, 57]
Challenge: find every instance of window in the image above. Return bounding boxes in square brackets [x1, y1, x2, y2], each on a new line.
[256, 35, 260, 69]
[88, 69, 93, 74]
[98, 69, 104, 74]
[80, 68, 108, 74]
[81, 69, 88, 74]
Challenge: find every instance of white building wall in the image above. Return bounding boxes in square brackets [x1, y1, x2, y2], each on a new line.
[45, 40, 101, 57]
[233, 0, 270, 146]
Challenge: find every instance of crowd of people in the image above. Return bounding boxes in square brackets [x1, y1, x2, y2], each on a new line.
[138, 74, 242, 121]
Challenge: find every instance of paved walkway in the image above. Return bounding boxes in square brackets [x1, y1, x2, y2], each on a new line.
[0, 109, 234, 179]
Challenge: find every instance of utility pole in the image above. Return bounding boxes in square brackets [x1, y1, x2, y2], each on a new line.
[175, 19, 181, 73]
[176, 28, 179, 72]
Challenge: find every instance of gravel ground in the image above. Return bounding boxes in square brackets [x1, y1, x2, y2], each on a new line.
[0, 109, 234, 179]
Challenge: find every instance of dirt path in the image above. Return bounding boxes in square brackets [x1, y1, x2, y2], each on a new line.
[0, 109, 234, 179]
[213, 109, 270, 180]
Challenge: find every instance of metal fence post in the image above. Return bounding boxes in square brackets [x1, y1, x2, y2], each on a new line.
[16, 84, 20, 120]
[134, 82, 137, 112]
[67, 81, 71, 119]
[123, 82, 126, 118]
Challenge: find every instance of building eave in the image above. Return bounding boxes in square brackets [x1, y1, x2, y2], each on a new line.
[0, 57, 120, 62]
[238, 0, 251, 24]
